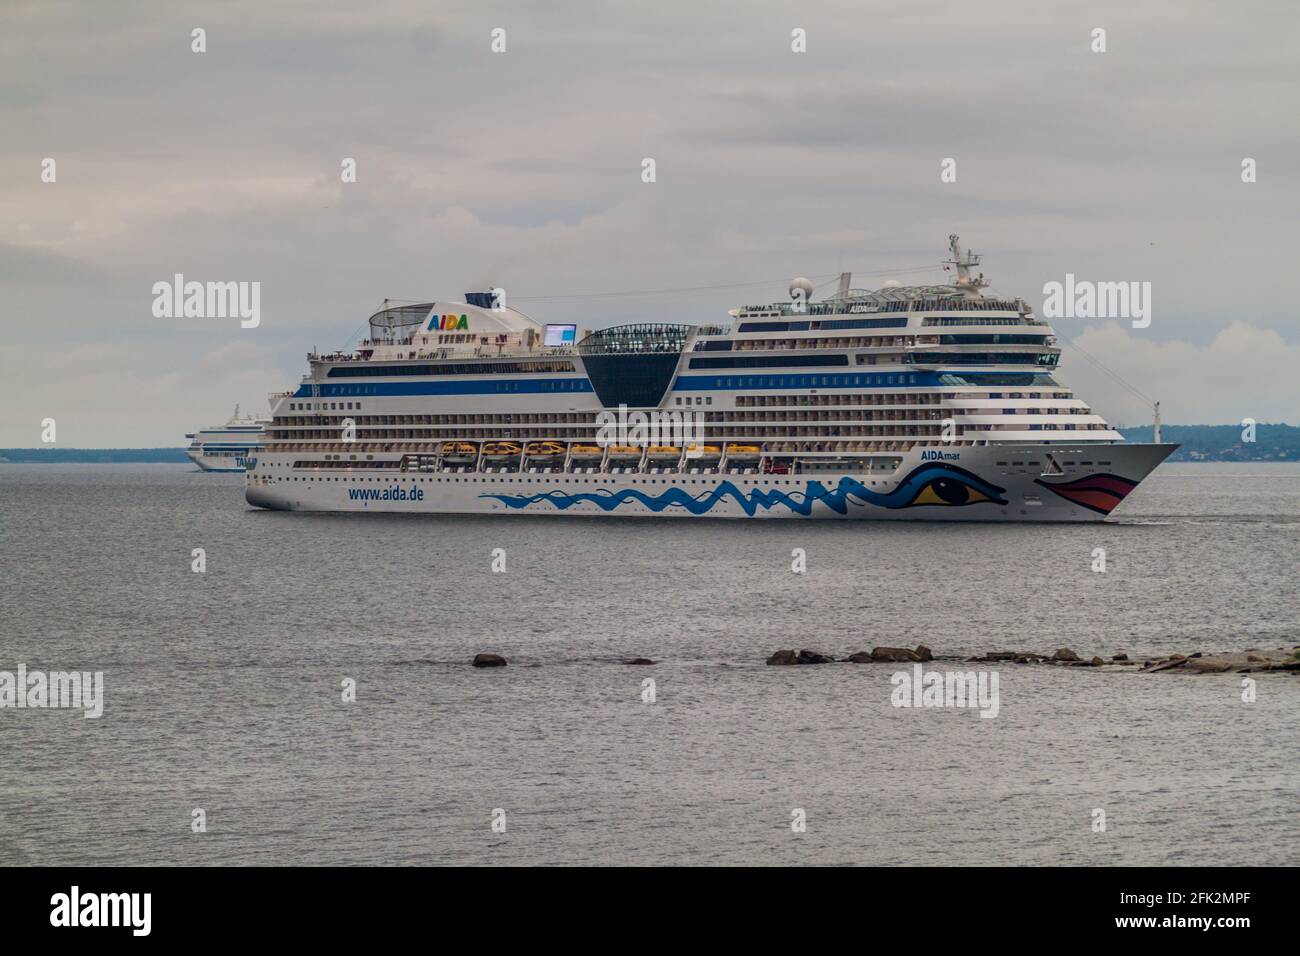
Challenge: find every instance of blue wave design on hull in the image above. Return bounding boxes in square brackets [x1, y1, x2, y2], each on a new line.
[480, 464, 1006, 516]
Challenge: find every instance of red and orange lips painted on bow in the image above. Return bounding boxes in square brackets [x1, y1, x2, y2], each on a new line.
[1033, 473, 1138, 515]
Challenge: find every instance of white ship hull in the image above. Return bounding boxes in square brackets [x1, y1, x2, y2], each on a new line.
[244, 238, 1178, 522]
[245, 442, 1175, 521]
[185, 407, 268, 473]
[186, 449, 254, 472]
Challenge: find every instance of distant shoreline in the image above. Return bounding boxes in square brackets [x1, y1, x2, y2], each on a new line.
[0, 449, 191, 464]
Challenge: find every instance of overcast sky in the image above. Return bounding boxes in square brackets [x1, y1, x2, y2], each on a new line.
[2, 0, 1297, 445]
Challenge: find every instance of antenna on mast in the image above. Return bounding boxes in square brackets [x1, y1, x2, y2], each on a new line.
[1153, 401, 1161, 444]
[944, 234, 987, 297]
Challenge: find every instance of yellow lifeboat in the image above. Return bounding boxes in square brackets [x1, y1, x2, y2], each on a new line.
[686, 444, 722, 458]
[725, 443, 761, 458]
[569, 444, 604, 459]
[647, 445, 681, 461]
[524, 441, 566, 457]
[439, 441, 478, 459]
[607, 445, 643, 459]
[482, 441, 522, 457]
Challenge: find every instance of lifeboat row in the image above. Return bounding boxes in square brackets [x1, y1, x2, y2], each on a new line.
[436, 441, 762, 462]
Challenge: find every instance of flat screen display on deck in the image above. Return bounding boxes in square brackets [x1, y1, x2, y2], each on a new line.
[544, 324, 577, 347]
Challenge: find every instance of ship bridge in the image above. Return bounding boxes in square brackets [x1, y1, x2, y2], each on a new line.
[577, 323, 692, 408]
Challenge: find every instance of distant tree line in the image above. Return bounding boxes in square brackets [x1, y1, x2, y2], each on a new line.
[0, 448, 190, 463]
[1118, 423, 1300, 461]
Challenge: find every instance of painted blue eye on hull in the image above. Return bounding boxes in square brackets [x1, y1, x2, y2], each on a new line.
[480, 464, 1006, 516]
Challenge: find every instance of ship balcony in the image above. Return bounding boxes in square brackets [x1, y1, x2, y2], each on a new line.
[951, 413, 1107, 427]
[938, 397, 1086, 409]
[905, 353, 1060, 368]
[959, 426, 1122, 442]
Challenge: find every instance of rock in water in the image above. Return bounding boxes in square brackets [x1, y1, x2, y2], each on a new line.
[473, 653, 507, 668]
[797, 649, 834, 665]
[1052, 648, 1081, 662]
[871, 646, 921, 662]
[914, 644, 933, 662]
[767, 649, 798, 666]
[624, 658, 656, 665]
[845, 652, 874, 663]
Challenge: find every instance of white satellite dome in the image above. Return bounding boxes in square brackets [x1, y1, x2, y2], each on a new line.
[882, 279, 903, 288]
[789, 277, 815, 300]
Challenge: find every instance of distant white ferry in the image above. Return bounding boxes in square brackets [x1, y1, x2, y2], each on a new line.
[246, 237, 1176, 520]
[186, 406, 268, 472]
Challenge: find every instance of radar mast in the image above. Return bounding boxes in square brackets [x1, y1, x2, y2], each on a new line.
[945, 234, 987, 298]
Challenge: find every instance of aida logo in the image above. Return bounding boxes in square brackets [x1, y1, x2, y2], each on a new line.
[428, 313, 469, 331]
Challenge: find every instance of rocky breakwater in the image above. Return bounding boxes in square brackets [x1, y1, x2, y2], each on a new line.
[765, 644, 1300, 674]
[1141, 647, 1300, 675]
[767, 645, 933, 665]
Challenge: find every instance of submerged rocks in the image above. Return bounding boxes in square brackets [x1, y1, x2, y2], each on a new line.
[1168, 649, 1299, 674]
[766, 649, 833, 665]
[472, 653, 507, 668]
[797, 649, 835, 665]
[624, 658, 656, 665]
[760, 644, 1298, 675]
[843, 645, 931, 663]
[870, 646, 921, 662]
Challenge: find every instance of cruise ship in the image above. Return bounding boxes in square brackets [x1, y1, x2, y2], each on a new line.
[245, 237, 1176, 520]
[185, 406, 268, 472]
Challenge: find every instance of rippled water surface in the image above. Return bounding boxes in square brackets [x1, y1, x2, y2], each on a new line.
[1, 463, 1296, 864]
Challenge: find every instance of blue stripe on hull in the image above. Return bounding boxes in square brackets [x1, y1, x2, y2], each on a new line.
[480, 464, 1007, 517]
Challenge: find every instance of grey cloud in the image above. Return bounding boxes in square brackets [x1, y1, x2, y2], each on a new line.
[1, 0, 1297, 443]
